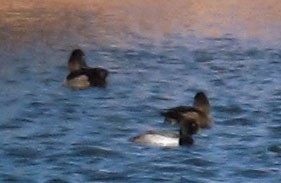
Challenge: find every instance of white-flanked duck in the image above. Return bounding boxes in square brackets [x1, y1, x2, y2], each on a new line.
[131, 119, 199, 147]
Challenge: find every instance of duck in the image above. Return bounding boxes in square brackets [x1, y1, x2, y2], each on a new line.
[161, 91, 211, 128]
[131, 119, 199, 147]
[65, 49, 109, 89]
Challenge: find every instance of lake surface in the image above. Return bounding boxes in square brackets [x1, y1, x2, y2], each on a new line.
[0, 1, 281, 182]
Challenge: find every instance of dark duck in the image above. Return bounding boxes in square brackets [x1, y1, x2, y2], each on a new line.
[161, 91, 212, 128]
[65, 49, 109, 89]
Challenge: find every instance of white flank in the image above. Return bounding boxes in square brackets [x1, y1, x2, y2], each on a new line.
[139, 134, 179, 147]
[65, 75, 90, 89]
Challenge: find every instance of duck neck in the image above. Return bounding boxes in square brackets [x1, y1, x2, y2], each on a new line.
[179, 135, 193, 146]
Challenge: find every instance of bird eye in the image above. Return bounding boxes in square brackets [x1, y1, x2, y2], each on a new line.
[192, 122, 197, 128]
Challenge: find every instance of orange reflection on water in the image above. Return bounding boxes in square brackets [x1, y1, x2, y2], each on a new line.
[191, 0, 281, 40]
[1, 0, 281, 49]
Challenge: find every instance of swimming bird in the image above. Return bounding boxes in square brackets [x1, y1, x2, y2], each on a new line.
[131, 119, 199, 147]
[65, 49, 109, 89]
[161, 92, 211, 128]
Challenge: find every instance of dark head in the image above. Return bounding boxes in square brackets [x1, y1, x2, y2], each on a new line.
[193, 91, 210, 115]
[179, 119, 199, 146]
[180, 119, 199, 135]
[68, 49, 88, 72]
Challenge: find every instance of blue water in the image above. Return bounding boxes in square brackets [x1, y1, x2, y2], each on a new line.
[0, 1, 281, 182]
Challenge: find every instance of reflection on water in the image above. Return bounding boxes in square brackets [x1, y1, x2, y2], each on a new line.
[1, 0, 281, 51]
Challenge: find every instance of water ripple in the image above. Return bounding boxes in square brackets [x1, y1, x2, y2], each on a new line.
[1, 1, 281, 182]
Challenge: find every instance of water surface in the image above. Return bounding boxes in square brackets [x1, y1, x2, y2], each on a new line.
[0, 1, 281, 182]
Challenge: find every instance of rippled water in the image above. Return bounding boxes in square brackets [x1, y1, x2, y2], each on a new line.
[1, 1, 281, 182]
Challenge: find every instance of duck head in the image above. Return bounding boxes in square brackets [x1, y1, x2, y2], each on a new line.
[193, 91, 210, 116]
[68, 49, 88, 72]
[179, 119, 199, 146]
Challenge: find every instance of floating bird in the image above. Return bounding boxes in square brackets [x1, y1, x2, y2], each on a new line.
[65, 49, 109, 89]
[131, 119, 199, 147]
[161, 92, 211, 128]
